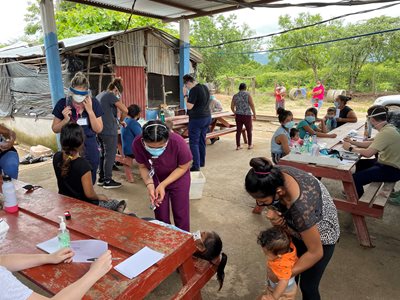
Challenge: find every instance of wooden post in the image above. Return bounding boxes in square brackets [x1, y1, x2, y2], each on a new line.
[162, 74, 166, 106]
[87, 47, 92, 81]
[230, 78, 234, 96]
[251, 77, 256, 96]
[98, 64, 104, 94]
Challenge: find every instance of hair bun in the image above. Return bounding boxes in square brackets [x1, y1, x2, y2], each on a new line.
[249, 157, 273, 173]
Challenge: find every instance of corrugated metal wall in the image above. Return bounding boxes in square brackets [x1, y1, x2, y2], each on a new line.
[147, 33, 178, 76]
[115, 66, 146, 117]
[114, 31, 146, 67]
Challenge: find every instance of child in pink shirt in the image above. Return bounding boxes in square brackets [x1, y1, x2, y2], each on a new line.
[311, 80, 325, 110]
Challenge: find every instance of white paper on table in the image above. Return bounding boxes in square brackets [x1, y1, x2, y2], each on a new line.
[36, 238, 108, 263]
[114, 246, 164, 279]
[339, 159, 356, 165]
[335, 109, 340, 118]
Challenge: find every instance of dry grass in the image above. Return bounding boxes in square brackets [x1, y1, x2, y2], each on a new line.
[216, 92, 376, 119]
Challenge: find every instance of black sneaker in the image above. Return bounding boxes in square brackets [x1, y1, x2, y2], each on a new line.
[97, 178, 105, 186]
[103, 179, 122, 189]
[190, 166, 200, 172]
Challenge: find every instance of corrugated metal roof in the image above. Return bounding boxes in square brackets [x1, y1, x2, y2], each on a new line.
[0, 27, 202, 63]
[66, 0, 280, 22]
[0, 31, 118, 58]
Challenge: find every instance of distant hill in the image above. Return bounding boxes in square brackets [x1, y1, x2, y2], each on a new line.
[252, 53, 269, 65]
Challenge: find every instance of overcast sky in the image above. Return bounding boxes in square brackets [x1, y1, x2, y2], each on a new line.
[0, 0, 399, 44]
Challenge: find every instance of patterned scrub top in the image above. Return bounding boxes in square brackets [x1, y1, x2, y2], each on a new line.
[275, 166, 340, 245]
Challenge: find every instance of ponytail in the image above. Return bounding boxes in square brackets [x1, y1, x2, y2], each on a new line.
[107, 77, 123, 93]
[216, 252, 227, 291]
[60, 153, 73, 177]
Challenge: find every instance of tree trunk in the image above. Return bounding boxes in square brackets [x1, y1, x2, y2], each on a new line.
[312, 65, 318, 82]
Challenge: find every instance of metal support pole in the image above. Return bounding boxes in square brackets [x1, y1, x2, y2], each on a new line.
[40, 0, 64, 109]
[179, 19, 190, 109]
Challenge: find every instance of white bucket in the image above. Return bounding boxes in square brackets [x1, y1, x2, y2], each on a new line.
[189, 171, 206, 200]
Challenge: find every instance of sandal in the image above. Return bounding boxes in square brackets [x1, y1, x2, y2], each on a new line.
[236, 146, 243, 150]
[248, 145, 254, 150]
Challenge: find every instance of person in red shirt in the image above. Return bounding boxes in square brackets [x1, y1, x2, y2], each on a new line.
[274, 82, 284, 114]
[311, 80, 325, 110]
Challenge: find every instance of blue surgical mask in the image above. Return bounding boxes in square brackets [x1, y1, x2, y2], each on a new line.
[284, 121, 295, 129]
[144, 143, 167, 157]
[210, 95, 215, 100]
[334, 101, 339, 108]
[305, 116, 316, 123]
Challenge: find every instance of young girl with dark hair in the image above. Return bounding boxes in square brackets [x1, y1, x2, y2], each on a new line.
[144, 217, 228, 291]
[121, 104, 142, 158]
[271, 108, 294, 164]
[53, 123, 126, 212]
[245, 157, 340, 300]
[132, 120, 193, 231]
[258, 227, 298, 300]
[296, 107, 337, 139]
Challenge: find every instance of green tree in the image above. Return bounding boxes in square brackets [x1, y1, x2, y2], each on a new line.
[190, 15, 259, 82]
[269, 13, 341, 82]
[24, 1, 173, 40]
[336, 16, 400, 92]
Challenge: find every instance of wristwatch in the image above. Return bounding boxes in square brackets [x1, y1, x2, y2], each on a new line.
[349, 146, 354, 152]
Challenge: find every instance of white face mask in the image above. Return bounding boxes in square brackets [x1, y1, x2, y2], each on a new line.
[0, 219, 10, 244]
[72, 94, 86, 103]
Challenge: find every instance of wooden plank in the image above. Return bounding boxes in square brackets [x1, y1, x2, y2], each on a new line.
[352, 214, 374, 248]
[358, 182, 382, 206]
[333, 198, 384, 218]
[206, 127, 236, 139]
[373, 182, 396, 208]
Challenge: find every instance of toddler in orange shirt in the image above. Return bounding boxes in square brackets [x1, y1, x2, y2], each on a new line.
[257, 227, 298, 300]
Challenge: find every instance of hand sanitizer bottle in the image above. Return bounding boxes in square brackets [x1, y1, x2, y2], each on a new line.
[58, 216, 70, 248]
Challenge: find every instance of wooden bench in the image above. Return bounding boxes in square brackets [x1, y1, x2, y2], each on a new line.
[358, 182, 396, 216]
[184, 127, 238, 143]
[172, 258, 217, 300]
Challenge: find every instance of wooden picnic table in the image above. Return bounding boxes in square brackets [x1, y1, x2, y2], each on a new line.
[0, 181, 216, 299]
[166, 111, 248, 143]
[278, 120, 385, 247]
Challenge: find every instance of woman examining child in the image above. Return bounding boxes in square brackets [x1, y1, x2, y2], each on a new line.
[245, 157, 340, 300]
[297, 107, 337, 139]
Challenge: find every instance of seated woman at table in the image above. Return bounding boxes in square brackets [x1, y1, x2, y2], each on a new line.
[245, 157, 340, 300]
[271, 108, 294, 164]
[343, 105, 400, 198]
[121, 104, 142, 158]
[296, 107, 337, 139]
[143, 218, 227, 290]
[334, 95, 357, 128]
[0, 218, 113, 300]
[53, 123, 126, 212]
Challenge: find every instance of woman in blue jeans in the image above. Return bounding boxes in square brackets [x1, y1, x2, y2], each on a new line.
[0, 124, 19, 179]
[182, 74, 211, 172]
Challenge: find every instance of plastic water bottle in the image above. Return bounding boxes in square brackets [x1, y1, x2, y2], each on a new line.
[160, 110, 165, 122]
[312, 134, 317, 145]
[2, 175, 18, 213]
[311, 143, 320, 156]
[303, 133, 310, 153]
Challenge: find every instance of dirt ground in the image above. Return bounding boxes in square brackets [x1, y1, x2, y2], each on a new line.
[17, 121, 400, 300]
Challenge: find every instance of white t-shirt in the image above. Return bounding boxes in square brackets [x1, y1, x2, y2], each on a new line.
[0, 266, 33, 300]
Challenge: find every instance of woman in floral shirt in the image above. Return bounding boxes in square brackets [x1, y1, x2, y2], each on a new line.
[245, 157, 340, 300]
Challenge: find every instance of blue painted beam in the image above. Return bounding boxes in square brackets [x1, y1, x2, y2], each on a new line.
[43, 32, 64, 109]
[179, 41, 190, 109]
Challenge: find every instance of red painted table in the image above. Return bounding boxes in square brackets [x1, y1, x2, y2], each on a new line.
[278, 121, 382, 247]
[0, 181, 212, 299]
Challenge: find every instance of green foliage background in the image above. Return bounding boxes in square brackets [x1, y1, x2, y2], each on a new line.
[18, 2, 400, 94]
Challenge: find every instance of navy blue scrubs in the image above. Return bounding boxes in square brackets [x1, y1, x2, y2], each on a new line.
[52, 97, 104, 184]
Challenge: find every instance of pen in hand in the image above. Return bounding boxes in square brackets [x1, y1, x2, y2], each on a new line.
[87, 257, 123, 262]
